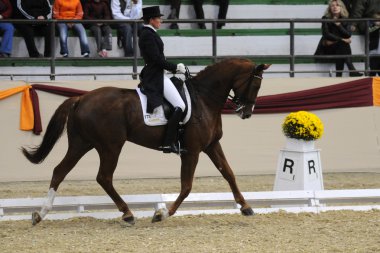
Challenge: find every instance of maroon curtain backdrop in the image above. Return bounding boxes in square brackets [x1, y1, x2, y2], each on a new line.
[30, 84, 88, 135]
[29, 79, 373, 134]
[222, 78, 373, 114]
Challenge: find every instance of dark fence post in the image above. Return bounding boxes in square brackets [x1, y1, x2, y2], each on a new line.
[132, 21, 138, 80]
[289, 20, 295, 77]
[50, 19, 56, 81]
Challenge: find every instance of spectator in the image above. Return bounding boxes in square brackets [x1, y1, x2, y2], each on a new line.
[369, 13, 380, 76]
[193, 0, 229, 29]
[314, 0, 362, 77]
[84, 0, 112, 57]
[13, 0, 52, 58]
[342, 0, 353, 14]
[350, 0, 380, 34]
[111, 0, 142, 57]
[167, 0, 180, 29]
[350, 0, 380, 75]
[0, 0, 14, 57]
[53, 0, 90, 57]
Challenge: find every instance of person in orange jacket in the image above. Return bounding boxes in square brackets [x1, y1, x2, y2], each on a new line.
[53, 0, 90, 57]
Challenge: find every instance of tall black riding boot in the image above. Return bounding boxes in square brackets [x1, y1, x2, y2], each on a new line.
[159, 107, 185, 154]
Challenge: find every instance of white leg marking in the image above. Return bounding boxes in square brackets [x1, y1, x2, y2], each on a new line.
[39, 188, 56, 219]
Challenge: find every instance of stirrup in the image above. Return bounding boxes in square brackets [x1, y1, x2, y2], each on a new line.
[159, 142, 187, 155]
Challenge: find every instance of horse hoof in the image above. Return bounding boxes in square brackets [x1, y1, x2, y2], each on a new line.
[32, 211, 42, 225]
[241, 206, 255, 216]
[151, 208, 169, 223]
[121, 213, 135, 226]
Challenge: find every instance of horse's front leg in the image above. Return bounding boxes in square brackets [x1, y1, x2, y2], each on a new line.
[205, 141, 254, 216]
[152, 153, 199, 222]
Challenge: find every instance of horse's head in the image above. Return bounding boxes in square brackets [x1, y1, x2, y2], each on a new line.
[231, 62, 271, 119]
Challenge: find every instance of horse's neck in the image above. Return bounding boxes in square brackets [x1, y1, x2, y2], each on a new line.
[193, 75, 233, 110]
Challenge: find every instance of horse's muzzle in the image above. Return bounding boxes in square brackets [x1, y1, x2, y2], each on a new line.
[236, 104, 254, 119]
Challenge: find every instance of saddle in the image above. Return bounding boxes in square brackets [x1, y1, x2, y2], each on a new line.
[137, 76, 192, 126]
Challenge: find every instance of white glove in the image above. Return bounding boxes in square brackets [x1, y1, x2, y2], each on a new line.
[176, 63, 186, 74]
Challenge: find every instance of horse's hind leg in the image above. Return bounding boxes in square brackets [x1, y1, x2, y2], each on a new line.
[205, 141, 254, 216]
[32, 138, 92, 225]
[96, 147, 135, 225]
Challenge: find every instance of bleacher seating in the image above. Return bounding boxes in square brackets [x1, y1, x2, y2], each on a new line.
[0, 0, 368, 80]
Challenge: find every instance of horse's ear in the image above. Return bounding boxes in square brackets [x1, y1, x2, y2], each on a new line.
[256, 64, 271, 72]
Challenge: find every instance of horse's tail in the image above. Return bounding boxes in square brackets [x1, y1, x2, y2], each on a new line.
[22, 97, 79, 164]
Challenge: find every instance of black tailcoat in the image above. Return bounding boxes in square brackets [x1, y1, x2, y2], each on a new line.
[138, 26, 177, 113]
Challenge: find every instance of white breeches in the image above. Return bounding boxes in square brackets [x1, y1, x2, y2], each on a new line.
[163, 75, 186, 111]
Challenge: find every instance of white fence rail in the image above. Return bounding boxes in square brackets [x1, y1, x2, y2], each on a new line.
[1, 189, 380, 221]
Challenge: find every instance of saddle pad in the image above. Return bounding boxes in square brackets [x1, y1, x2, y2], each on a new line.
[136, 85, 192, 126]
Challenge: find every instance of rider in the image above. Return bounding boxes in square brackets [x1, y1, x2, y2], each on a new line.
[138, 6, 186, 154]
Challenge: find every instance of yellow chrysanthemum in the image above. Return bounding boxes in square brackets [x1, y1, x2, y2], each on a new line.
[282, 111, 324, 141]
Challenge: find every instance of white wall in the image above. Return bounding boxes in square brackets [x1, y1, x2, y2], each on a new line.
[0, 77, 379, 182]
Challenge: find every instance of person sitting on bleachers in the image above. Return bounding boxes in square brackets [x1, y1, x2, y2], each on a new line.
[13, 0, 52, 58]
[0, 0, 14, 57]
[349, 0, 380, 76]
[53, 0, 90, 57]
[192, 0, 229, 29]
[350, 0, 380, 34]
[314, 0, 362, 77]
[84, 0, 113, 57]
[110, 0, 142, 57]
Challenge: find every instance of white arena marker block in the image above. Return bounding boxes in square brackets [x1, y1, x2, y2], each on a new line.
[274, 138, 324, 192]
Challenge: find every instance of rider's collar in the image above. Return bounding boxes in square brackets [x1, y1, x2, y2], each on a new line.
[144, 24, 157, 32]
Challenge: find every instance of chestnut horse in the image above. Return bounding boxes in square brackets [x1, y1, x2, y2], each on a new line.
[22, 58, 270, 225]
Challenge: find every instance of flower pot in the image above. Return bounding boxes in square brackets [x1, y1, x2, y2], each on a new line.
[285, 137, 315, 152]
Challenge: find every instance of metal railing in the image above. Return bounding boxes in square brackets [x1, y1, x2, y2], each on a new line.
[0, 18, 379, 79]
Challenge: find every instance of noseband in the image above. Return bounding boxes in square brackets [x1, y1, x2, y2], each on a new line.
[228, 66, 263, 113]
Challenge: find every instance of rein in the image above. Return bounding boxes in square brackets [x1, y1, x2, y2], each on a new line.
[185, 64, 262, 112]
[228, 68, 263, 113]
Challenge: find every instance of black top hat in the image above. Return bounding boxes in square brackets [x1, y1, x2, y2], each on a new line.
[142, 6, 164, 19]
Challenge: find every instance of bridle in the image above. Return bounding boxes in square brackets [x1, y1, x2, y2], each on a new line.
[228, 66, 263, 113]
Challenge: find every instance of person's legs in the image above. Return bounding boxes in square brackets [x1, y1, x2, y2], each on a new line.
[163, 76, 186, 110]
[118, 24, 133, 57]
[192, 0, 205, 29]
[101, 25, 113, 51]
[335, 41, 362, 76]
[168, 0, 181, 29]
[370, 55, 380, 76]
[90, 25, 102, 52]
[335, 59, 344, 77]
[16, 24, 41, 57]
[57, 23, 69, 56]
[0, 23, 14, 56]
[160, 76, 186, 153]
[217, 0, 229, 29]
[35, 25, 52, 57]
[73, 23, 90, 56]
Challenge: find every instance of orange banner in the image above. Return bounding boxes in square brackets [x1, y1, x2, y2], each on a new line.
[372, 77, 380, 106]
[0, 85, 34, 130]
